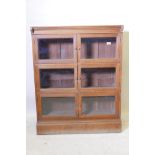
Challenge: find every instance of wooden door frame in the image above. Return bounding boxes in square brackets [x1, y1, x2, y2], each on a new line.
[35, 64, 78, 94]
[32, 31, 122, 121]
[36, 92, 78, 121]
[77, 33, 121, 64]
[32, 34, 79, 121]
[33, 34, 77, 64]
[78, 91, 120, 119]
[76, 33, 122, 119]
[77, 63, 120, 92]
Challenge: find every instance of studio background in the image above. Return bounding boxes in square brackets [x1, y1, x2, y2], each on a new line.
[26, 0, 129, 154]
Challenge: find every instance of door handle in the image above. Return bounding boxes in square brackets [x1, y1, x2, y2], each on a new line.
[75, 47, 80, 50]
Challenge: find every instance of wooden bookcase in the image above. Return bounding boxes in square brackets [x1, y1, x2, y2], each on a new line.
[31, 26, 123, 134]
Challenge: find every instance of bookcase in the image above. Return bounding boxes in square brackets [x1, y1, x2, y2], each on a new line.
[31, 26, 123, 134]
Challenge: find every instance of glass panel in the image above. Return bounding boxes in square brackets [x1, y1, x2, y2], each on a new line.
[81, 37, 116, 59]
[82, 96, 115, 115]
[38, 38, 73, 59]
[40, 69, 74, 88]
[42, 97, 75, 116]
[81, 68, 115, 88]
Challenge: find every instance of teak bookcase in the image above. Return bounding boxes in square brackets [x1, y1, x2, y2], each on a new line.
[31, 26, 123, 134]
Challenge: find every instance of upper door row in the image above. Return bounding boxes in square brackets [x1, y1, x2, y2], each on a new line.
[34, 34, 121, 63]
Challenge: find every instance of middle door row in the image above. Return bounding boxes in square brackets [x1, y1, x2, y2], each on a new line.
[36, 63, 120, 92]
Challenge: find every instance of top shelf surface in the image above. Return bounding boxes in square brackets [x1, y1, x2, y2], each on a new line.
[31, 25, 124, 35]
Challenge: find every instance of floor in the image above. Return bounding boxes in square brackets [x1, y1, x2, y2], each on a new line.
[26, 113, 128, 155]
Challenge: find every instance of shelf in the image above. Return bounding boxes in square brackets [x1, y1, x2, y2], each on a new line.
[40, 88, 77, 95]
[79, 59, 119, 65]
[37, 63, 76, 69]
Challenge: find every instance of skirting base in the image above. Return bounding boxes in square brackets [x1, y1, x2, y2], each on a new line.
[37, 119, 121, 135]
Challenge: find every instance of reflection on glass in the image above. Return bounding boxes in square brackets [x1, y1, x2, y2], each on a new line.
[38, 38, 73, 59]
[40, 69, 74, 88]
[42, 97, 75, 116]
[81, 37, 116, 59]
[81, 68, 115, 88]
[82, 96, 115, 115]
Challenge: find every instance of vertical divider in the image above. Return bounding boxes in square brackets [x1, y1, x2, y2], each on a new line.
[32, 37, 42, 121]
[74, 35, 77, 91]
[36, 93, 42, 120]
[76, 34, 81, 118]
[75, 34, 79, 117]
[116, 35, 120, 60]
[118, 32, 123, 119]
[34, 37, 39, 63]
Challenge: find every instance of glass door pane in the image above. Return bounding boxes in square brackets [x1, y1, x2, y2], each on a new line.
[40, 69, 74, 88]
[82, 96, 115, 116]
[38, 38, 74, 60]
[81, 37, 116, 59]
[81, 68, 115, 88]
[42, 97, 75, 116]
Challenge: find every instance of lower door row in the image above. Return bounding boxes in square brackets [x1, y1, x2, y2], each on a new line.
[37, 92, 120, 120]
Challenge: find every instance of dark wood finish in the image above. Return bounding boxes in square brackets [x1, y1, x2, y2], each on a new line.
[31, 26, 123, 134]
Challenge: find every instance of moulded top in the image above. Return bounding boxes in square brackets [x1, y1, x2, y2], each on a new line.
[31, 25, 124, 35]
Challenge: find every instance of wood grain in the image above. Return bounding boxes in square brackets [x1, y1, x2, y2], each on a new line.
[31, 25, 123, 134]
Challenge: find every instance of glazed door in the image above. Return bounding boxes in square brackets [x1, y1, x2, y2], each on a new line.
[77, 33, 121, 63]
[33, 34, 78, 120]
[77, 64, 120, 119]
[79, 92, 119, 119]
[33, 33, 121, 120]
[36, 64, 77, 93]
[33, 34, 77, 64]
[33, 34, 78, 93]
[77, 34, 121, 119]
[78, 63, 120, 91]
[36, 92, 78, 121]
